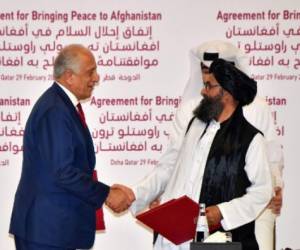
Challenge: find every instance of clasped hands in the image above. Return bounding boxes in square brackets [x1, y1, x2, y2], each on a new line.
[105, 184, 135, 213]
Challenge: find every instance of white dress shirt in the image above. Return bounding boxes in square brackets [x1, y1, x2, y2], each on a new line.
[56, 81, 79, 108]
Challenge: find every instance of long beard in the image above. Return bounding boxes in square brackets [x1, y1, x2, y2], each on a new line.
[193, 93, 224, 123]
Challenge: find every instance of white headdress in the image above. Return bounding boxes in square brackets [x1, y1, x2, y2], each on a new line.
[181, 40, 249, 102]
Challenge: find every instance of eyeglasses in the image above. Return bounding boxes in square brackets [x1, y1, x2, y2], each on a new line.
[203, 82, 220, 90]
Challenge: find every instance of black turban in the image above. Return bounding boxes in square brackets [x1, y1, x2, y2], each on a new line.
[209, 58, 257, 106]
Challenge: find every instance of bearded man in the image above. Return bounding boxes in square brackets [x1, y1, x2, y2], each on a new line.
[130, 58, 272, 250]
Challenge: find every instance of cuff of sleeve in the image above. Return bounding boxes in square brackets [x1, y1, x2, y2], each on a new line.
[95, 183, 110, 209]
[217, 203, 231, 231]
[129, 186, 139, 215]
[270, 163, 284, 188]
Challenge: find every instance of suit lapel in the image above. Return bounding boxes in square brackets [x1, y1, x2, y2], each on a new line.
[52, 82, 96, 170]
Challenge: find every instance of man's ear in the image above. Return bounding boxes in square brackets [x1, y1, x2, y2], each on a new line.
[64, 69, 74, 86]
[221, 89, 233, 102]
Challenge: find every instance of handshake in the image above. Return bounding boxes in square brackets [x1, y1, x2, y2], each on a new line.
[105, 184, 136, 213]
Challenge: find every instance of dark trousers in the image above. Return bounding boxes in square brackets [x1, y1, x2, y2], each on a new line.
[14, 236, 75, 250]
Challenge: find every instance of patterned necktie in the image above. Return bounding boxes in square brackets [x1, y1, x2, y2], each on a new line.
[76, 103, 87, 127]
[76, 103, 105, 230]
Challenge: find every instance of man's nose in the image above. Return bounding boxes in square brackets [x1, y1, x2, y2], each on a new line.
[201, 85, 207, 96]
[202, 73, 209, 83]
[94, 72, 100, 84]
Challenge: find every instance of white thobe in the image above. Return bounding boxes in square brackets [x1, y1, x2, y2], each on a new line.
[131, 101, 272, 250]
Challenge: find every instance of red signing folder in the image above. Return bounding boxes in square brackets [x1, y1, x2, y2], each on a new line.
[93, 170, 105, 230]
[136, 196, 200, 245]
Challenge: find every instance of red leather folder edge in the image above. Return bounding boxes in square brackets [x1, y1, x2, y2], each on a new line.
[136, 196, 200, 245]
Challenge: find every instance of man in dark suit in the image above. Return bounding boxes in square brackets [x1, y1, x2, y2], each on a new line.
[9, 44, 134, 250]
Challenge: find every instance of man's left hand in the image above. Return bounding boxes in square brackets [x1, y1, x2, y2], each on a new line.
[268, 186, 282, 215]
[206, 205, 223, 228]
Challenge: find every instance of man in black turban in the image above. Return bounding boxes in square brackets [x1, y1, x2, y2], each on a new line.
[190, 58, 270, 249]
[129, 57, 272, 250]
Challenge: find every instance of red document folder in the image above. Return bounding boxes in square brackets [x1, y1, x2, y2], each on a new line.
[136, 196, 200, 245]
[93, 170, 105, 230]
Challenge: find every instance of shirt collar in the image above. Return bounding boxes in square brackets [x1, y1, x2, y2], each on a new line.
[209, 119, 220, 130]
[55, 81, 78, 107]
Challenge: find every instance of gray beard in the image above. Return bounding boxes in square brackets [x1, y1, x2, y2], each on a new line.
[193, 94, 224, 123]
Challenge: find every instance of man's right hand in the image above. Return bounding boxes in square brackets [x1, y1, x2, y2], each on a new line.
[105, 184, 135, 213]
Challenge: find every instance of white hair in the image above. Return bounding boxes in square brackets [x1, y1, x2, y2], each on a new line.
[53, 44, 89, 79]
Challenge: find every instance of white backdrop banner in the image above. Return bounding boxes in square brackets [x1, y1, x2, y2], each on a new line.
[0, 1, 299, 249]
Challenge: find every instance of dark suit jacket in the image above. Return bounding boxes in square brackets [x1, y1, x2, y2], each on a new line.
[9, 83, 110, 249]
